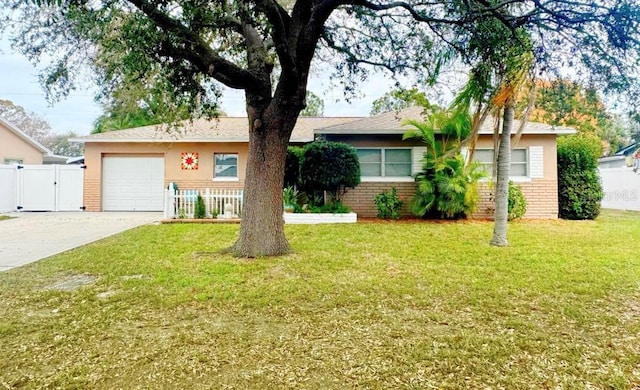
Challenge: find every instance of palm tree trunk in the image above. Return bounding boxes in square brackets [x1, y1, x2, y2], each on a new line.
[490, 99, 514, 246]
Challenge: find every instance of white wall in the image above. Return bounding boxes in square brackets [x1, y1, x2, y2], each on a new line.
[599, 167, 640, 211]
[0, 165, 17, 212]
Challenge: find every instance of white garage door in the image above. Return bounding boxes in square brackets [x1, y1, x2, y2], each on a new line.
[102, 156, 165, 211]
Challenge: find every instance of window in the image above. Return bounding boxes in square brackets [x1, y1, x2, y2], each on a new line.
[3, 158, 23, 164]
[214, 153, 238, 179]
[356, 148, 412, 177]
[474, 149, 529, 177]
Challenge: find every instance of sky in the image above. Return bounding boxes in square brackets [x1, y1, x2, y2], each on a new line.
[0, 37, 396, 136]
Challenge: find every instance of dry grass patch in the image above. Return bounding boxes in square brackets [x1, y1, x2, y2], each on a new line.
[1, 210, 640, 388]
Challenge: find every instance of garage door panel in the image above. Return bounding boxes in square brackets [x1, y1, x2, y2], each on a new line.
[102, 157, 164, 211]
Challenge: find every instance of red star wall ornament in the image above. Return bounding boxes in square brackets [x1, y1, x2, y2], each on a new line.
[181, 152, 199, 170]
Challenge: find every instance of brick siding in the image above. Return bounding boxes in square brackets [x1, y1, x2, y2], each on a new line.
[83, 179, 101, 212]
[343, 179, 558, 219]
[473, 179, 558, 219]
[342, 182, 417, 217]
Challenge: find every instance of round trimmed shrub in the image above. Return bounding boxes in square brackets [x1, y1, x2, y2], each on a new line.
[300, 141, 360, 202]
[557, 134, 603, 220]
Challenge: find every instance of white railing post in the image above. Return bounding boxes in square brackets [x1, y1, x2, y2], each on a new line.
[163, 184, 173, 219]
[165, 187, 244, 220]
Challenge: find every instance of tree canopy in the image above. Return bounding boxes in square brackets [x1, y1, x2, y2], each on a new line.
[3, 0, 640, 256]
[0, 99, 52, 141]
[370, 88, 431, 116]
[299, 91, 325, 117]
[0, 99, 83, 157]
[517, 79, 629, 154]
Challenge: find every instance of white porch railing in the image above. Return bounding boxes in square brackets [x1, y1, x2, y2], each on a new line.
[164, 185, 244, 219]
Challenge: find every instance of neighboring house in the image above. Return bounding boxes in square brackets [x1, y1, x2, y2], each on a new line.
[0, 117, 50, 164]
[598, 142, 640, 169]
[598, 142, 640, 211]
[0, 116, 71, 165]
[71, 107, 575, 218]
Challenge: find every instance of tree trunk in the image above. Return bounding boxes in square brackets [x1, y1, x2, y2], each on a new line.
[231, 104, 297, 257]
[490, 100, 514, 247]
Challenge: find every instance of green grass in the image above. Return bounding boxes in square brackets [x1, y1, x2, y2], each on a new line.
[0, 215, 13, 221]
[1, 210, 639, 389]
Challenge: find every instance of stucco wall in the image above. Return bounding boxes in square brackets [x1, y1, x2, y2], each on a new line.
[83, 142, 249, 211]
[0, 123, 44, 164]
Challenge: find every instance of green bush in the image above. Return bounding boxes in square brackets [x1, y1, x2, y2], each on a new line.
[507, 181, 527, 220]
[557, 135, 603, 220]
[300, 141, 361, 202]
[404, 110, 485, 219]
[374, 187, 404, 220]
[284, 146, 303, 188]
[194, 194, 206, 219]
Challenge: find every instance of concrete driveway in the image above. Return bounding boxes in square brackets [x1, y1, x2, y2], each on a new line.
[0, 212, 162, 272]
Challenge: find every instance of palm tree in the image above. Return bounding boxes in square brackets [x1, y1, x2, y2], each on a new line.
[452, 31, 535, 246]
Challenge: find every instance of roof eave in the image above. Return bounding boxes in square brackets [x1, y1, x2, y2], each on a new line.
[0, 117, 51, 154]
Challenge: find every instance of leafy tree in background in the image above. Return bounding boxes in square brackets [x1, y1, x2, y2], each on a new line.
[43, 132, 84, 157]
[517, 79, 629, 154]
[370, 88, 431, 116]
[0, 99, 52, 142]
[4, 0, 640, 256]
[0, 99, 83, 156]
[92, 78, 206, 133]
[300, 91, 324, 117]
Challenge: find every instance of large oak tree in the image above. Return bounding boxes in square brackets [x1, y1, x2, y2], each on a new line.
[3, 0, 640, 255]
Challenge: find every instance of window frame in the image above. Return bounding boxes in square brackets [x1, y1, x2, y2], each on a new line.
[473, 148, 530, 181]
[356, 147, 414, 182]
[212, 153, 239, 182]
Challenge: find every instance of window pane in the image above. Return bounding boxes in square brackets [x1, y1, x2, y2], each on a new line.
[361, 163, 382, 176]
[474, 149, 494, 163]
[215, 154, 238, 177]
[512, 149, 527, 163]
[511, 163, 527, 176]
[385, 149, 411, 163]
[357, 149, 381, 163]
[385, 163, 412, 176]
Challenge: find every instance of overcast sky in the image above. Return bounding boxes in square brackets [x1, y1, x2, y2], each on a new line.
[0, 37, 397, 136]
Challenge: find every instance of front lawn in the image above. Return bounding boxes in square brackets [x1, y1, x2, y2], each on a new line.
[1, 210, 639, 388]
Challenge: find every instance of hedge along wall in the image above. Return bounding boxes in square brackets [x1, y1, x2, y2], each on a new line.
[557, 134, 603, 220]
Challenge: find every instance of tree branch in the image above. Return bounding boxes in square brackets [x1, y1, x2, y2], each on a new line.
[128, 0, 261, 90]
[254, 0, 297, 77]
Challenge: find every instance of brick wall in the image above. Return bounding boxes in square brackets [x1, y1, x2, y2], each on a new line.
[342, 182, 417, 217]
[83, 178, 101, 212]
[473, 179, 559, 219]
[344, 179, 558, 219]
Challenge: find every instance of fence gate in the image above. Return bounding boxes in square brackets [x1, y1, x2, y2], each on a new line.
[0, 164, 85, 212]
[0, 165, 17, 212]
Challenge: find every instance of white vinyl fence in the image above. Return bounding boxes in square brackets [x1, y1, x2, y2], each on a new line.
[0, 164, 84, 212]
[599, 167, 640, 211]
[164, 185, 243, 219]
